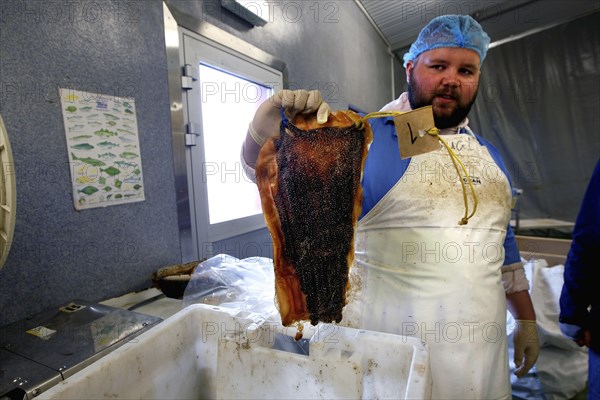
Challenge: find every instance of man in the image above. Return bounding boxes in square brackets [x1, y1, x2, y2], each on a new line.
[242, 15, 539, 399]
[560, 160, 600, 399]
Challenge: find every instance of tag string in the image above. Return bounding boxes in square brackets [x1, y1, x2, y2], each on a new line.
[355, 111, 478, 225]
[432, 132, 478, 225]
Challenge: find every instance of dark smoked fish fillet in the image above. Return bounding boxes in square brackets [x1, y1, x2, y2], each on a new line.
[256, 111, 372, 326]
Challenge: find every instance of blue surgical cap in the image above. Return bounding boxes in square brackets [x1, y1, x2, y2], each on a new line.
[403, 15, 490, 67]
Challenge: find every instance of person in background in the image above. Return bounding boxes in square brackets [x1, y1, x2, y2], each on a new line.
[560, 160, 600, 400]
[242, 15, 539, 399]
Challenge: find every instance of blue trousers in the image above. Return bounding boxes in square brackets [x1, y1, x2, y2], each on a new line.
[590, 348, 599, 400]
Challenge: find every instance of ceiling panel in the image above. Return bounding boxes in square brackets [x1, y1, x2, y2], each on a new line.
[357, 0, 600, 56]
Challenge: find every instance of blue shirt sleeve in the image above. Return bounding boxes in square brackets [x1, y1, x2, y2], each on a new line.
[559, 160, 600, 333]
[360, 118, 412, 218]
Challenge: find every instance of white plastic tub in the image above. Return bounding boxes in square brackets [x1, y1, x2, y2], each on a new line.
[38, 304, 431, 399]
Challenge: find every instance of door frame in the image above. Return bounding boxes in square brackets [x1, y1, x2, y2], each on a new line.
[163, 3, 287, 262]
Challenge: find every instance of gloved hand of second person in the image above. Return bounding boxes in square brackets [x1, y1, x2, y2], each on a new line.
[249, 89, 331, 147]
[513, 319, 540, 378]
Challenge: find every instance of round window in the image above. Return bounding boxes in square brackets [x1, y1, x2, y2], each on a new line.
[0, 115, 16, 270]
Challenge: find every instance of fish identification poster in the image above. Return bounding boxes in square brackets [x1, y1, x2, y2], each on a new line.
[59, 88, 145, 210]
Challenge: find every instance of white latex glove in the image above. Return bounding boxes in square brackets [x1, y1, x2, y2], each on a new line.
[248, 89, 331, 146]
[513, 319, 540, 378]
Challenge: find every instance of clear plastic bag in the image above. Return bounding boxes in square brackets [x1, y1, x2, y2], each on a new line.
[508, 258, 588, 399]
[182, 254, 277, 321]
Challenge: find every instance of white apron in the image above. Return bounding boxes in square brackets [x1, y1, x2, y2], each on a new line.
[342, 134, 512, 399]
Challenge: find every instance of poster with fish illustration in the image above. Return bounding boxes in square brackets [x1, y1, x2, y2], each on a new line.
[59, 88, 145, 210]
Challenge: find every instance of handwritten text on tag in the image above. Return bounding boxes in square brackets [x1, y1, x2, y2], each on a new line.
[394, 106, 439, 159]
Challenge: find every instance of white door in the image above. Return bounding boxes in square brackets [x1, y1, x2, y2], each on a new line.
[181, 29, 283, 259]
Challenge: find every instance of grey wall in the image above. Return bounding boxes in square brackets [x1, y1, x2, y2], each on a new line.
[0, 1, 181, 325]
[0, 0, 394, 325]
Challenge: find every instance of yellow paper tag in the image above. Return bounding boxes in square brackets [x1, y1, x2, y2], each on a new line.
[394, 106, 439, 159]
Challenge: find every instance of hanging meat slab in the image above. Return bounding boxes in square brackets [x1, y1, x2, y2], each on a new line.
[256, 110, 373, 326]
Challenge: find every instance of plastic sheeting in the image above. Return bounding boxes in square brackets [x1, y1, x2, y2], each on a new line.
[181, 254, 312, 352]
[470, 11, 600, 223]
[182, 254, 277, 321]
[509, 259, 588, 399]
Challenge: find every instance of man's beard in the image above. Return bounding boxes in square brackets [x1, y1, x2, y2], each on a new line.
[407, 75, 478, 129]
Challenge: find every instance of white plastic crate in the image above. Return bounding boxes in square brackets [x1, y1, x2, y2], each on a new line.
[38, 304, 431, 399]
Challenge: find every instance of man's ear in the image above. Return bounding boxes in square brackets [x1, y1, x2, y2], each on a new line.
[405, 61, 414, 83]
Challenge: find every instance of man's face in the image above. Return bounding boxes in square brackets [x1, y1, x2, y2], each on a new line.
[406, 47, 481, 129]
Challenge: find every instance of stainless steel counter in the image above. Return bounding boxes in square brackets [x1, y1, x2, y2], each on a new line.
[0, 297, 164, 400]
